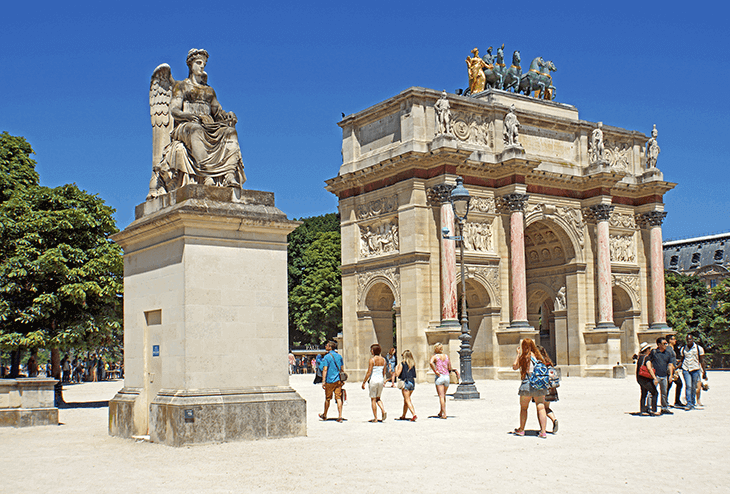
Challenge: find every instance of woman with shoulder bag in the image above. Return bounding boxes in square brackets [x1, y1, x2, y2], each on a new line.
[394, 350, 417, 421]
[636, 342, 659, 416]
[361, 344, 387, 422]
[512, 338, 549, 438]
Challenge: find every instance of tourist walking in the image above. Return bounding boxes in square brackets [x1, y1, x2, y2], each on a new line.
[636, 342, 659, 416]
[681, 334, 706, 410]
[666, 334, 685, 407]
[319, 341, 345, 422]
[394, 350, 417, 421]
[430, 343, 458, 419]
[536, 345, 559, 433]
[361, 344, 387, 422]
[386, 347, 397, 387]
[650, 337, 677, 414]
[512, 338, 549, 438]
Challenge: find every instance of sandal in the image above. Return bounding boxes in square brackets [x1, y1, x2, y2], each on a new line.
[410, 415, 417, 422]
[382, 412, 387, 421]
[318, 413, 326, 421]
[539, 432, 547, 439]
[398, 416, 407, 420]
[336, 418, 344, 423]
[368, 419, 378, 423]
[513, 429, 525, 436]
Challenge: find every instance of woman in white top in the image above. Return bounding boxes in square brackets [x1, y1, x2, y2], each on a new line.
[362, 343, 387, 422]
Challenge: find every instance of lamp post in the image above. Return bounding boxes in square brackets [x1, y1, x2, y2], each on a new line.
[442, 176, 480, 400]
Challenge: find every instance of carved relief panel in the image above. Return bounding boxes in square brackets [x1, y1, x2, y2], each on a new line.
[610, 234, 635, 263]
[450, 111, 493, 147]
[360, 217, 399, 258]
[463, 220, 493, 252]
[356, 195, 398, 220]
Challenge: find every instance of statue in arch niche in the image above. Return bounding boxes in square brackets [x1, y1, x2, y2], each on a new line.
[148, 49, 246, 199]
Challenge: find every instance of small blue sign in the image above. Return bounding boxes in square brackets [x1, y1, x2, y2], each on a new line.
[152, 345, 160, 357]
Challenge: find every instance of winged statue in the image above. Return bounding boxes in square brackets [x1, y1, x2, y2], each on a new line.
[148, 49, 246, 200]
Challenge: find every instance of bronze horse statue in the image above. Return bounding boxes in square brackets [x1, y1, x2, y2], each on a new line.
[519, 57, 557, 100]
[502, 50, 522, 92]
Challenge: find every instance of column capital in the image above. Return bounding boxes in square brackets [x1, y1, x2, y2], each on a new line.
[587, 204, 615, 222]
[639, 211, 667, 227]
[428, 183, 455, 206]
[501, 193, 530, 212]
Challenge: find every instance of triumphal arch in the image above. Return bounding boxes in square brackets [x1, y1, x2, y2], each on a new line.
[326, 81, 675, 381]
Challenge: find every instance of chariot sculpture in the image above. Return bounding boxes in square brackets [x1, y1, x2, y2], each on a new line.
[461, 45, 557, 101]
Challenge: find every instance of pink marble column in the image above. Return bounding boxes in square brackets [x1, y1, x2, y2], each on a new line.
[504, 193, 529, 325]
[590, 204, 615, 327]
[644, 211, 669, 328]
[440, 202, 458, 322]
[431, 183, 458, 326]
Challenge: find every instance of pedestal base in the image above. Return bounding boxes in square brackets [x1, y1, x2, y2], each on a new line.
[0, 408, 58, 427]
[453, 383, 480, 400]
[149, 387, 306, 447]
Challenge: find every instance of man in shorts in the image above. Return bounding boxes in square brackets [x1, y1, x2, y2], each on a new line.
[319, 340, 345, 422]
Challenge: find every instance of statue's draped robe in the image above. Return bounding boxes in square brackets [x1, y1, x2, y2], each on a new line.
[160, 79, 245, 185]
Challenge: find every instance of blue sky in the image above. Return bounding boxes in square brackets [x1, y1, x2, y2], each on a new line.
[2, 1, 727, 240]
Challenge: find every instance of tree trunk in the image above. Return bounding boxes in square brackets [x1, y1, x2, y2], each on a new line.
[51, 348, 64, 405]
[9, 349, 22, 378]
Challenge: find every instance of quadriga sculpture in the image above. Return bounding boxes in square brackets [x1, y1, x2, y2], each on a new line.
[148, 49, 246, 200]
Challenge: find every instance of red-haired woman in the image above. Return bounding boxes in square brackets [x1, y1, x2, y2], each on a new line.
[362, 343, 387, 422]
[512, 338, 549, 438]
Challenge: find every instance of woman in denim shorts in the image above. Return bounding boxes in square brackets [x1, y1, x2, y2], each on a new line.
[394, 350, 418, 421]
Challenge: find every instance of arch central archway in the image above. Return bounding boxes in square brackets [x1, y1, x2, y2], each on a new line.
[524, 217, 578, 367]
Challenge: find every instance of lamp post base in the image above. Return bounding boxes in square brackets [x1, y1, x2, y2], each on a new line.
[453, 382, 480, 400]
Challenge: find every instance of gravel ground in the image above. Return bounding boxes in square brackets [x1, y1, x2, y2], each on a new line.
[2, 372, 727, 493]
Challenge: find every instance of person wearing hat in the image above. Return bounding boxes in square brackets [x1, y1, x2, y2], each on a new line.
[636, 342, 659, 416]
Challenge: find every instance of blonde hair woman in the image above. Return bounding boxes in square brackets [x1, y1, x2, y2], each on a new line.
[430, 343, 458, 419]
[394, 350, 417, 421]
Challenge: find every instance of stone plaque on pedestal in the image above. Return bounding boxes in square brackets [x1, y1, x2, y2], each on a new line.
[109, 184, 305, 446]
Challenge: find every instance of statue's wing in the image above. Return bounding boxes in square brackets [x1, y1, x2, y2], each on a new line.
[150, 63, 175, 168]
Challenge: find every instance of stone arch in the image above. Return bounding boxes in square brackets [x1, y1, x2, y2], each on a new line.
[455, 274, 494, 368]
[525, 210, 583, 264]
[456, 267, 499, 308]
[357, 270, 400, 312]
[612, 284, 637, 364]
[360, 281, 398, 355]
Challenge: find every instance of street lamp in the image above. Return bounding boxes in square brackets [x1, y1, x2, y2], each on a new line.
[441, 176, 480, 400]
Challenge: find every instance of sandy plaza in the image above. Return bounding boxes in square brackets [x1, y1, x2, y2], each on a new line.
[3, 372, 728, 493]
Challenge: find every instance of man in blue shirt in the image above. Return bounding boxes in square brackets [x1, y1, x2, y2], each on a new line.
[319, 340, 345, 422]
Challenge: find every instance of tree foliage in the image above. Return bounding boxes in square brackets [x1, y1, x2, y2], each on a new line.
[710, 278, 730, 353]
[0, 132, 40, 200]
[287, 213, 341, 345]
[665, 271, 713, 345]
[0, 134, 123, 357]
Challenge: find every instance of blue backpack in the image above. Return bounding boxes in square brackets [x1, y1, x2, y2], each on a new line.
[529, 357, 550, 390]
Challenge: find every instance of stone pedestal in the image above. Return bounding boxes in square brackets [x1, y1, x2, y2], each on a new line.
[0, 378, 59, 427]
[109, 184, 306, 446]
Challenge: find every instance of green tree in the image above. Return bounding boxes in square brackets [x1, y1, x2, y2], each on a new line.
[289, 230, 341, 345]
[710, 278, 730, 354]
[0, 132, 40, 200]
[0, 134, 122, 388]
[665, 271, 714, 349]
